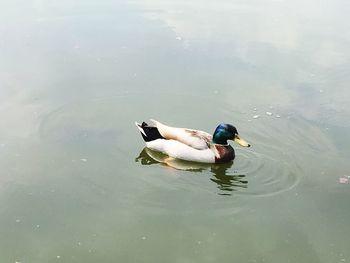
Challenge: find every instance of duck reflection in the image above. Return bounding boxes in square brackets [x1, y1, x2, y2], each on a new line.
[135, 148, 247, 195]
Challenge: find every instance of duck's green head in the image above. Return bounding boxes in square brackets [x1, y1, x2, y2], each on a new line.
[213, 123, 251, 147]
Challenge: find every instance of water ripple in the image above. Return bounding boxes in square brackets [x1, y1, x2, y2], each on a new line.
[233, 149, 300, 196]
[135, 146, 300, 197]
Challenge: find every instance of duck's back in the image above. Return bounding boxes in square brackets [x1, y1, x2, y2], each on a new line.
[151, 119, 212, 150]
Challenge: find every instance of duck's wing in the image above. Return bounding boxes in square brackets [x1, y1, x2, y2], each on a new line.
[150, 119, 212, 150]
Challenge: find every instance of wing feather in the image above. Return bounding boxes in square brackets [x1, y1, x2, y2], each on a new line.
[150, 119, 212, 150]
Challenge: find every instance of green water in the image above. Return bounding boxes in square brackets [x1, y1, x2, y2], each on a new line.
[1, 0, 350, 262]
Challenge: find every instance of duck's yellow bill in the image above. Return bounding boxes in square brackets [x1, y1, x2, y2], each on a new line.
[234, 135, 251, 147]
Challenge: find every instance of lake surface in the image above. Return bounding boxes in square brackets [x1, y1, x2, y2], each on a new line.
[1, 0, 350, 262]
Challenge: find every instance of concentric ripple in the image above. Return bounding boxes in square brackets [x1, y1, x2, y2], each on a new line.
[231, 149, 301, 196]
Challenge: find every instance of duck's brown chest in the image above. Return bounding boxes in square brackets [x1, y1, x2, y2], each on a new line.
[214, 145, 235, 163]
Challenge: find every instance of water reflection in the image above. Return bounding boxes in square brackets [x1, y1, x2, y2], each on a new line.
[210, 163, 248, 195]
[135, 148, 247, 195]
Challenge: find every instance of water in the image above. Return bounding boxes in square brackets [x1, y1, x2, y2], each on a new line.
[1, 0, 350, 262]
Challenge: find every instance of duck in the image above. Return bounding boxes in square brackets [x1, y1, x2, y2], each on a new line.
[135, 119, 250, 164]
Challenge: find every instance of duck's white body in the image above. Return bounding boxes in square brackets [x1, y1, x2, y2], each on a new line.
[146, 138, 216, 163]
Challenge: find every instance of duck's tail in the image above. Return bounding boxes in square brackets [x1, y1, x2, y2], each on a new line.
[135, 121, 165, 142]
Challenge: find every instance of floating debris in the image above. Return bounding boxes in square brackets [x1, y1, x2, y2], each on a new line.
[339, 177, 349, 184]
[253, 115, 260, 119]
[266, 111, 273, 116]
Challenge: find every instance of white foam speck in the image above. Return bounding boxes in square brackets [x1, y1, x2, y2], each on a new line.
[80, 158, 88, 162]
[276, 115, 281, 118]
[266, 111, 273, 116]
[253, 115, 260, 119]
[176, 36, 182, 40]
[141, 236, 147, 240]
[339, 177, 349, 184]
[15, 219, 21, 223]
[56, 255, 61, 259]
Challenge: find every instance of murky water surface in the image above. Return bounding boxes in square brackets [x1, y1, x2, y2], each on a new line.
[1, 0, 350, 262]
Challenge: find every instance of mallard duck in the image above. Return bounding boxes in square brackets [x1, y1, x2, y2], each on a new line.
[135, 119, 250, 163]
